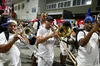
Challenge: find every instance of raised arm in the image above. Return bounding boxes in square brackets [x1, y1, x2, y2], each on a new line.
[0, 34, 19, 53]
[78, 24, 99, 47]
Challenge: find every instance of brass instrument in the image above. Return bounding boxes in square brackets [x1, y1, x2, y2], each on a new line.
[51, 25, 77, 66]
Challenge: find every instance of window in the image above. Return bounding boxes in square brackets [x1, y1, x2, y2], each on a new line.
[68, 1, 71, 6]
[58, 2, 63, 8]
[46, 5, 49, 9]
[14, 6, 17, 10]
[21, 3, 24, 9]
[48, 5, 52, 9]
[52, 4, 53, 8]
[82, 0, 86, 4]
[46, 3, 56, 9]
[58, 3, 60, 8]
[73, 0, 77, 6]
[18, 5, 20, 10]
[77, 0, 81, 5]
[97, 0, 100, 6]
[64, 2, 68, 7]
[61, 3, 63, 7]
[52, 4, 56, 9]
[53, 4, 56, 8]
[32, 8, 36, 12]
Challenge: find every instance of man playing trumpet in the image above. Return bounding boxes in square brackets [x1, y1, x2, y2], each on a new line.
[0, 19, 29, 66]
[76, 15, 100, 66]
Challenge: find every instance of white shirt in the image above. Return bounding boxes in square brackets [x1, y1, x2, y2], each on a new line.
[0, 32, 20, 66]
[76, 30, 99, 66]
[37, 24, 55, 62]
[33, 22, 38, 30]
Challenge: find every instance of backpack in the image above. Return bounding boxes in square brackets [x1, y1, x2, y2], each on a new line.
[35, 19, 40, 35]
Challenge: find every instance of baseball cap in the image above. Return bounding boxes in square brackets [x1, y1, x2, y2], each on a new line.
[79, 20, 84, 24]
[46, 16, 54, 22]
[1, 19, 17, 27]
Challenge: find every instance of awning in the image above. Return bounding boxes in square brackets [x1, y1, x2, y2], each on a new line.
[48, 12, 62, 15]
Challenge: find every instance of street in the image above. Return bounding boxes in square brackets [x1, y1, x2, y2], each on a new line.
[17, 43, 74, 66]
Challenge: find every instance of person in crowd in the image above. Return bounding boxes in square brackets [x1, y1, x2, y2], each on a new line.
[76, 15, 100, 66]
[0, 19, 29, 66]
[59, 21, 75, 66]
[36, 16, 58, 66]
[32, 12, 48, 66]
[33, 12, 48, 35]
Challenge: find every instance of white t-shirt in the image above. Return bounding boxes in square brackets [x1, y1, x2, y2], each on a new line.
[37, 24, 55, 62]
[76, 30, 99, 66]
[0, 32, 20, 66]
[33, 22, 38, 30]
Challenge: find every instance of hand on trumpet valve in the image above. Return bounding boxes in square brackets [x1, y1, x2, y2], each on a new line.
[91, 23, 99, 32]
[13, 34, 21, 41]
[13, 29, 24, 39]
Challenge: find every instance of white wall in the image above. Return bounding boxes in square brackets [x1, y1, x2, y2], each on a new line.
[14, 0, 39, 21]
[38, 0, 46, 13]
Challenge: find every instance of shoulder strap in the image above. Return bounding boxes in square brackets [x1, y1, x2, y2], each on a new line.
[75, 30, 85, 50]
[4, 31, 9, 41]
[37, 20, 40, 30]
[35, 20, 40, 35]
[83, 30, 85, 37]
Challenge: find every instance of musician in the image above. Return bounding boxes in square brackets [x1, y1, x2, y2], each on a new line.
[58, 21, 75, 66]
[36, 16, 58, 66]
[32, 12, 48, 66]
[33, 12, 48, 35]
[76, 15, 100, 66]
[0, 19, 29, 66]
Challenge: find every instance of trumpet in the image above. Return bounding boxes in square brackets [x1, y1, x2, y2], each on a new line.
[51, 25, 77, 66]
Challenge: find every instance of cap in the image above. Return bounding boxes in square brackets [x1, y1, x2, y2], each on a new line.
[84, 16, 94, 23]
[46, 16, 54, 22]
[1, 19, 17, 27]
[79, 20, 84, 24]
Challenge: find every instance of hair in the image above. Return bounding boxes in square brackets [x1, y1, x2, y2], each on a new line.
[63, 21, 71, 27]
[41, 12, 48, 16]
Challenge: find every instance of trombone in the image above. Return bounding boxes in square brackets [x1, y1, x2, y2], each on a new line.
[51, 25, 77, 66]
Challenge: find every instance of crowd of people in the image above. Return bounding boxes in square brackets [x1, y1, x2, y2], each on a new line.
[0, 12, 100, 66]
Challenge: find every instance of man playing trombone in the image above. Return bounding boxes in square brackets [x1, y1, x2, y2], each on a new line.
[0, 19, 29, 66]
[58, 21, 76, 66]
[36, 16, 58, 66]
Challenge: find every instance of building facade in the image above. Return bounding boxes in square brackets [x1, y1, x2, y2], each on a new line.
[14, 0, 100, 20]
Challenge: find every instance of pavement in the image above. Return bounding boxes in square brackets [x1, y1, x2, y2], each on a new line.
[17, 42, 75, 66]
